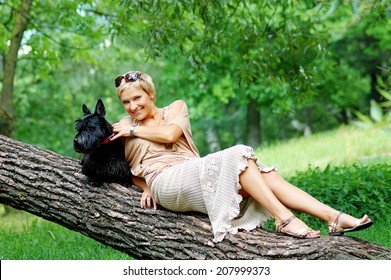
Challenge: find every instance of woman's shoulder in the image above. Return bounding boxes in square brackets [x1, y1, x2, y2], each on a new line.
[167, 99, 186, 109]
[166, 99, 188, 114]
[159, 100, 186, 126]
[163, 100, 188, 122]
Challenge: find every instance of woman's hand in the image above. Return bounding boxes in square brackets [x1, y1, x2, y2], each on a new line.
[140, 189, 157, 210]
[110, 122, 131, 141]
[131, 176, 157, 209]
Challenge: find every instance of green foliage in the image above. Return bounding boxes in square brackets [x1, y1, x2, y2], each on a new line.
[352, 75, 391, 131]
[111, 0, 391, 147]
[118, 0, 333, 100]
[1, 0, 390, 153]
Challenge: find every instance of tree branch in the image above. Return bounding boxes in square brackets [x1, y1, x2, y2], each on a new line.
[0, 134, 390, 260]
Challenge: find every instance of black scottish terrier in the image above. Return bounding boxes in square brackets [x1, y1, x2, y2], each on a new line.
[73, 99, 132, 185]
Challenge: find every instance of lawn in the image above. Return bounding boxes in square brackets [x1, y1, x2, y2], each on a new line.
[1, 125, 390, 259]
[0, 207, 132, 260]
[257, 125, 391, 177]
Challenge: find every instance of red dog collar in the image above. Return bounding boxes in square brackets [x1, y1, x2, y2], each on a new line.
[101, 133, 117, 144]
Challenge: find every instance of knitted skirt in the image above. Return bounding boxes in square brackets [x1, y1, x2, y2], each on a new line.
[150, 144, 275, 242]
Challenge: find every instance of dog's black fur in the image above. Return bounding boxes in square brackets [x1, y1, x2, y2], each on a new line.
[73, 99, 132, 185]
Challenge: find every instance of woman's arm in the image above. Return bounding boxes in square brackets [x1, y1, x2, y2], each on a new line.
[132, 124, 182, 143]
[111, 100, 185, 144]
[132, 176, 157, 210]
[132, 176, 148, 191]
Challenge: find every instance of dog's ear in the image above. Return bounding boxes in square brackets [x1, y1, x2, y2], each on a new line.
[82, 104, 91, 116]
[95, 99, 106, 117]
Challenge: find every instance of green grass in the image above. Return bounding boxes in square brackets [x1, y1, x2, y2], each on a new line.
[257, 125, 391, 177]
[0, 209, 132, 260]
[1, 125, 390, 259]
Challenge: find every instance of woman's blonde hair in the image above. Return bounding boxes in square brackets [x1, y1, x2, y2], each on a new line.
[115, 71, 156, 100]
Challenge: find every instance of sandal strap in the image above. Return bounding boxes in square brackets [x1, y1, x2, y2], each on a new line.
[329, 212, 343, 233]
[277, 216, 296, 232]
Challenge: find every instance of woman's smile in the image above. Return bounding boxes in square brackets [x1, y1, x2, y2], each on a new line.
[130, 107, 144, 117]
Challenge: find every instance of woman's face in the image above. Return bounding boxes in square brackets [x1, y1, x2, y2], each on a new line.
[119, 87, 155, 121]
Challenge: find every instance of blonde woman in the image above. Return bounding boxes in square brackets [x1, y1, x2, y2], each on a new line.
[111, 71, 373, 242]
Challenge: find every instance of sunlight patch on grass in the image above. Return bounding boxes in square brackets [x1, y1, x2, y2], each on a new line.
[257, 126, 391, 177]
[0, 207, 41, 233]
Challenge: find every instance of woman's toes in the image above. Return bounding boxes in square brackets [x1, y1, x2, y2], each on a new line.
[307, 230, 320, 237]
[357, 214, 371, 226]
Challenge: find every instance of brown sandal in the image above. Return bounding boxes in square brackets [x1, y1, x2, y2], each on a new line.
[276, 216, 320, 239]
[328, 212, 373, 236]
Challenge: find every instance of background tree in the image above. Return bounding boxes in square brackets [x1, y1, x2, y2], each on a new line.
[1, 0, 33, 214]
[0, 0, 32, 138]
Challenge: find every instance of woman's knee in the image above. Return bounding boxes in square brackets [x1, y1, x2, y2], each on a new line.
[262, 170, 283, 186]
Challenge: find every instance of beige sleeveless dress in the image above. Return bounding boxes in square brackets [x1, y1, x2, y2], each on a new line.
[122, 101, 274, 242]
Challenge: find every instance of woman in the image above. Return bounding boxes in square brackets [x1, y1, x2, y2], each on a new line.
[111, 71, 373, 242]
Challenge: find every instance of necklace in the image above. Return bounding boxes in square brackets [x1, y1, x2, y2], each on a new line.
[139, 108, 164, 126]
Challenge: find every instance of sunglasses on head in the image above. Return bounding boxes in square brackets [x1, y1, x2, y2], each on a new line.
[115, 72, 142, 87]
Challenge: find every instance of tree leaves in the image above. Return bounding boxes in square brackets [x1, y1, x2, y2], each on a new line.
[1, 0, 390, 153]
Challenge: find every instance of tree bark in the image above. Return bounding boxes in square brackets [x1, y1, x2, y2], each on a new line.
[206, 126, 221, 153]
[0, 134, 390, 260]
[246, 99, 260, 148]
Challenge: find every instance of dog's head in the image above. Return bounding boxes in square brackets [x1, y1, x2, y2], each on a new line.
[73, 99, 113, 154]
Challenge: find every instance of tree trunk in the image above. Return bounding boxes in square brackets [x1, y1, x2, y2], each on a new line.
[206, 126, 220, 153]
[303, 106, 312, 137]
[0, 134, 390, 260]
[0, 0, 33, 137]
[246, 99, 260, 148]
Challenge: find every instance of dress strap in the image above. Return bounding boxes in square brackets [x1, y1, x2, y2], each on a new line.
[162, 105, 170, 125]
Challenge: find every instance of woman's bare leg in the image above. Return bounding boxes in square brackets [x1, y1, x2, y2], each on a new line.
[260, 169, 371, 228]
[239, 160, 319, 236]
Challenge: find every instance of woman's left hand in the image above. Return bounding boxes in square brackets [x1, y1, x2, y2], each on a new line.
[140, 189, 157, 210]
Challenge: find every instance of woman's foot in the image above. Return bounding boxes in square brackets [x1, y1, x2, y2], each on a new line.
[276, 216, 320, 239]
[328, 212, 373, 236]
